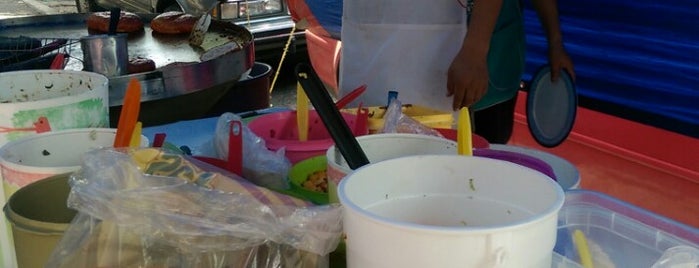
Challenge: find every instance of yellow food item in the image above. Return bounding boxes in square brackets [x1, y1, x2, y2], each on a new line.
[303, 170, 328, 193]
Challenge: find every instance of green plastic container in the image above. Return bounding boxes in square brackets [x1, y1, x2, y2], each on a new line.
[288, 156, 329, 205]
[3, 173, 77, 268]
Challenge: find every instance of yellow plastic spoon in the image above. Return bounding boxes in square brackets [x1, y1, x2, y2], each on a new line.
[296, 80, 309, 141]
[129, 121, 142, 148]
[573, 229, 595, 268]
[457, 107, 473, 156]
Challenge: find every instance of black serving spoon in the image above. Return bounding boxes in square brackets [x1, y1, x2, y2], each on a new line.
[295, 63, 370, 170]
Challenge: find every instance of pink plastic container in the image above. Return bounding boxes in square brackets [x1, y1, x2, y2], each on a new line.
[248, 110, 367, 163]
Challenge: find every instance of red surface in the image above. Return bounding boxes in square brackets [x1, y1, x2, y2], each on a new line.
[510, 91, 699, 228]
[305, 29, 342, 93]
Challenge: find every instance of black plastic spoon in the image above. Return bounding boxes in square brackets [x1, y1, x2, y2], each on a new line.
[295, 63, 370, 170]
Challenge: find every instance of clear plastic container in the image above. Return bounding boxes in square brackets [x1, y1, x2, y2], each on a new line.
[553, 190, 699, 267]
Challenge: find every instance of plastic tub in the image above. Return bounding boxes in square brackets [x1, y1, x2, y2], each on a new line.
[490, 144, 580, 190]
[247, 110, 366, 164]
[287, 155, 329, 205]
[339, 155, 565, 268]
[3, 173, 76, 268]
[555, 190, 699, 267]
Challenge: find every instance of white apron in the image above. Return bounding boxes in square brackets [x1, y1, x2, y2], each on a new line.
[339, 0, 468, 110]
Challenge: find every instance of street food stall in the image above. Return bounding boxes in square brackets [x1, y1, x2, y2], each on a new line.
[0, 2, 697, 268]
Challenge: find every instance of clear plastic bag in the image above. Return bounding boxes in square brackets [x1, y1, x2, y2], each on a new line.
[381, 99, 445, 138]
[46, 148, 342, 268]
[214, 112, 291, 190]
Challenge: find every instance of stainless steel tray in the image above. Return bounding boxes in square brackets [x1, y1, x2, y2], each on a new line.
[0, 13, 254, 108]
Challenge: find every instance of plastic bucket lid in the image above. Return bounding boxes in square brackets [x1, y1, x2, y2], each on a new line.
[4, 173, 76, 268]
[526, 65, 577, 147]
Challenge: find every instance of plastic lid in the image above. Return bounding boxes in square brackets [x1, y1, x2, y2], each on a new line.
[526, 65, 577, 147]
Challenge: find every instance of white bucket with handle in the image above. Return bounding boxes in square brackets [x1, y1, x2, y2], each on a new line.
[338, 155, 565, 268]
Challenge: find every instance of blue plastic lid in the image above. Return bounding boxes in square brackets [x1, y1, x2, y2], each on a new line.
[526, 65, 577, 147]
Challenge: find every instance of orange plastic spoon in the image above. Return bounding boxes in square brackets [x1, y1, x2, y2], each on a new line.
[113, 78, 142, 147]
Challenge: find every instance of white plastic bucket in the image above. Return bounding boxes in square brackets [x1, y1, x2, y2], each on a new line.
[338, 155, 565, 268]
[0, 128, 148, 267]
[0, 70, 110, 146]
[0, 70, 109, 268]
[326, 133, 457, 203]
[490, 144, 580, 189]
[0, 128, 148, 198]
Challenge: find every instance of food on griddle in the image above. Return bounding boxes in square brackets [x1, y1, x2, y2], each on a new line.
[87, 11, 144, 33]
[127, 56, 156, 74]
[150, 11, 199, 35]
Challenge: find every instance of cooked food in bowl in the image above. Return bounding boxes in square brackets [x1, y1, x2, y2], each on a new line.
[303, 169, 328, 193]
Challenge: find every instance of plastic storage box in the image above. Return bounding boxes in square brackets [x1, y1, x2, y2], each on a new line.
[342, 104, 453, 133]
[553, 190, 699, 267]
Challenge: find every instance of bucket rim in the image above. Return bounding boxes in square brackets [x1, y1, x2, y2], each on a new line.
[3, 173, 75, 234]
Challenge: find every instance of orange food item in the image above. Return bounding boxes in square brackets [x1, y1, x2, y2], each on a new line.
[150, 11, 199, 35]
[86, 11, 144, 33]
[303, 169, 328, 193]
[127, 57, 156, 74]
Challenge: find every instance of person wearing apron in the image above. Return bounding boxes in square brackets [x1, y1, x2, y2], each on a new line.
[339, 0, 575, 143]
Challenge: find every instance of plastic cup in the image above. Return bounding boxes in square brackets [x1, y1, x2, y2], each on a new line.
[338, 155, 565, 268]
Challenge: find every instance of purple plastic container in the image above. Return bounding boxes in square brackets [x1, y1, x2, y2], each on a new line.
[473, 148, 557, 181]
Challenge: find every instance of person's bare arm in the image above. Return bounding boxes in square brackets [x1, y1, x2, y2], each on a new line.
[532, 0, 576, 81]
[447, 0, 504, 110]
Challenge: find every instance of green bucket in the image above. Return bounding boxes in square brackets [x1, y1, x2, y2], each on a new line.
[3, 173, 77, 268]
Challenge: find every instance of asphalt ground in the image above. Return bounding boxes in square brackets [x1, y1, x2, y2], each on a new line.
[0, 0, 76, 19]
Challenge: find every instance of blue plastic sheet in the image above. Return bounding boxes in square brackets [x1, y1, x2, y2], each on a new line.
[303, 0, 343, 39]
[523, 0, 699, 136]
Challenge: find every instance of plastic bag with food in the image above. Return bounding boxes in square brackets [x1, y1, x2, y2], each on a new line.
[45, 147, 342, 268]
[214, 112, 291, 190]
[381, 98, 445, 137]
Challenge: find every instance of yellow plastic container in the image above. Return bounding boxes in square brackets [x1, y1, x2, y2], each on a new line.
[4, 173, 76, 268]
[342, 104, 454, 133]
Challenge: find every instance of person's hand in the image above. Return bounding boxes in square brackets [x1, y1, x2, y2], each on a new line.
[447, 48, 489, 111]
[548, 43, 576, 82]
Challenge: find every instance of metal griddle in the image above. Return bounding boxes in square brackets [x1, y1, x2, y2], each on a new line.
[0, 13, 255, 126]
